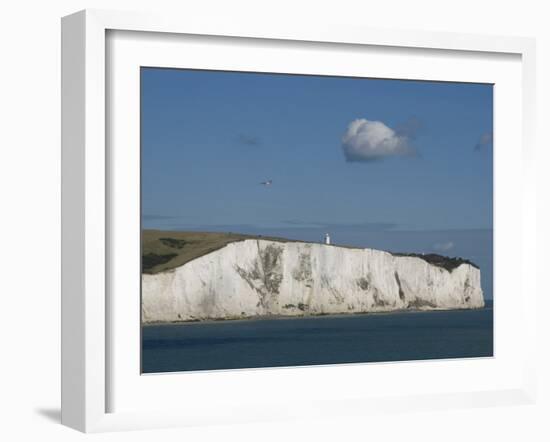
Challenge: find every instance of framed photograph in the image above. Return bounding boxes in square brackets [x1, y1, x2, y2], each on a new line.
[61, 9, 537, 433]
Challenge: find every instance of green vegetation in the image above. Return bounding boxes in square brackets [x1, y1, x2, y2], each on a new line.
[159, 237, 187, 249]
[391, 252, 479, 271]
[142, 252, 178, 271]
[142, 230, 478, 274]
[142, 230, 293, 274]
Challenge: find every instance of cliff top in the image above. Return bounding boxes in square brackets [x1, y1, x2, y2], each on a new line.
[142, 230, 478, 274]
[142, 230, 293, 274]
[391, 252, 479, 271]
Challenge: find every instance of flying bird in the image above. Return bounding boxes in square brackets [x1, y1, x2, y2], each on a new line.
[260, 180, 272, 186]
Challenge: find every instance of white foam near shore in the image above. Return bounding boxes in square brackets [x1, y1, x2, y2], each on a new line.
[142, 239, 484, 323]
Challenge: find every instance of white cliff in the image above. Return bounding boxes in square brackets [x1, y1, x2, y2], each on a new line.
[142, 239, 484, 323]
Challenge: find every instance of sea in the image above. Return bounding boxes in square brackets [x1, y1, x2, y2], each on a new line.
[141, 301, 493, 373]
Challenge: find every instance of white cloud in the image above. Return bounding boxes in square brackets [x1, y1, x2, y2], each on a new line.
[341, 118, 415, 162]
[433, 241, 455, 252]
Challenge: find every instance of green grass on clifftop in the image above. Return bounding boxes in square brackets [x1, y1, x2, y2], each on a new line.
[142, 230, 478, 274]
[142, 230, 291, 274]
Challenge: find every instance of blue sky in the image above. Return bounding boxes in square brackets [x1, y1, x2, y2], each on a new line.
[141, 68, 493, 298]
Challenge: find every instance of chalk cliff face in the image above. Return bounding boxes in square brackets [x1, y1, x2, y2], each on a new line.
[142, 240, 484, 323]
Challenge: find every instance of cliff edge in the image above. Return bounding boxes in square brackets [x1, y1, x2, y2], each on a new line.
[142, 234, 484, 323]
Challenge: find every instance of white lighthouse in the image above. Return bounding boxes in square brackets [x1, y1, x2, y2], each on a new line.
[324, 233, 331, 245]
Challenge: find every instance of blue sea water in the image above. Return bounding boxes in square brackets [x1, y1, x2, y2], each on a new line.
[141, 301, 493, 373]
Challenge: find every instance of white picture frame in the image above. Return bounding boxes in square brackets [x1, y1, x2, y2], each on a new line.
[61, 9, 537, 433]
